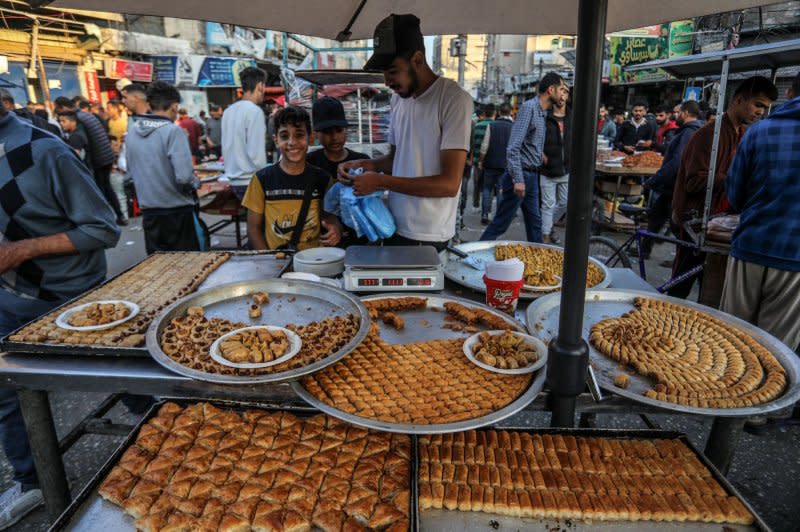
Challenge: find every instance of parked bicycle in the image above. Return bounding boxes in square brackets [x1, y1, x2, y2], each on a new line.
[588, 203, 704, 293]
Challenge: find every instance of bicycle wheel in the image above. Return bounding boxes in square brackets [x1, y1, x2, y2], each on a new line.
[588, 236, 632, 269]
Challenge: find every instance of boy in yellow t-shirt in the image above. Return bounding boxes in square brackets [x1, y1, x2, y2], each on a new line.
[242, 106, 342, 250]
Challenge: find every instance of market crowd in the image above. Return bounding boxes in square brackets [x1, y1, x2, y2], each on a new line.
[0, 10, 799, 529]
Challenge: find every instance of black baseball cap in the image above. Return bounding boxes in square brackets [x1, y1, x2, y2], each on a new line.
[364, 14, 424, 72]
[312, 97, 348, 131]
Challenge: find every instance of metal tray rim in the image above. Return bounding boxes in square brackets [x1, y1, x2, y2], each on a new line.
[440, 240, 611, 300]
[292, 292, 545, 434]
[145, 279, 371, 385]
[526, 288, 800, 418]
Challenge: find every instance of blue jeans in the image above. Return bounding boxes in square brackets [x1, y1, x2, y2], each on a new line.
[480, 170, 542, 243]
[0, 308, 42, 491]
[481, 168, 504, 218]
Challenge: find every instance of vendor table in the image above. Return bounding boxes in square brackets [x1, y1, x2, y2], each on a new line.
[197, 180, 246, 249]
[595, 164, 658, 229]
[0, 267, 749, 522]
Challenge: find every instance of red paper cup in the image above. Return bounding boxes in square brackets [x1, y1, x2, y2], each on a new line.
[484, 275, 524, 314]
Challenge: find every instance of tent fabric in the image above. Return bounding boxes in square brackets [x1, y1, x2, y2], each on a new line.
[49, 0, 773, 40]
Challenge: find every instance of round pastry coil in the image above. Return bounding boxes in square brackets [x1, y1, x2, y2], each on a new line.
[590, 297, 787, 408]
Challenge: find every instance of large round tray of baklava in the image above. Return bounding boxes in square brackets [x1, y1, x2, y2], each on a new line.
[527, 289, 800, 417]
[293, 294, 546, 434]
[146, 279, 371, 384]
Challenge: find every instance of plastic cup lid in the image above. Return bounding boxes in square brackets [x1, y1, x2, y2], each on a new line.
[484, 258, 524, 281]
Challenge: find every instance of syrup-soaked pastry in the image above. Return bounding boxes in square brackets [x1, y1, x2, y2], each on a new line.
[495, 243, 604, 288]
[248, 304, 262, 319]
[98, 402, 412, 531]
[417, 428, 754, 526]
[11, 252, 230, 348]
[381, 312, 404, 330]
[590, 297, 786, 408]
[303, 336, 532, 425]
[252, 291, 270, 305]
[158, 313, 360, 377]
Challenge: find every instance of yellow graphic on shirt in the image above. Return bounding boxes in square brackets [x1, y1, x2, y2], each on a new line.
[264, 199, 320, 250]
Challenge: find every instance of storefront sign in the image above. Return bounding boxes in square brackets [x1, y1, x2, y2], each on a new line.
[684, 86, 703, 101]
[104, 59, 153, 82]
[84, 71, 101, 103]
[152, 55, 255, 87]
[609, 21, 694, 86]
[152, 56, 177, 84]
[196, 57, 255, 87]
[668, 20, 695, 58]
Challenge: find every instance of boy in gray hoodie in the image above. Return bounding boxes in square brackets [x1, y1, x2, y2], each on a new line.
[125, 81, 203, 254]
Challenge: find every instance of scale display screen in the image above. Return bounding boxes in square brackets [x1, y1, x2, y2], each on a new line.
[349, 274, 441, 291]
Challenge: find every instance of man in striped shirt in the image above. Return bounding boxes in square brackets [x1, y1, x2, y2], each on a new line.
[481, 72, 568, 242]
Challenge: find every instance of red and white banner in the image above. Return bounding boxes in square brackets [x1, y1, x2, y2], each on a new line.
[84, 71, 101, 103]
[104, 59, 153, 82]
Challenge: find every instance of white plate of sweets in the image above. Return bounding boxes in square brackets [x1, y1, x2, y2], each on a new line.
[463, 330, 548, 375]
[209, 325, 302, 369]
[55, 300, 140, 331]
[523, 274, 562, 293]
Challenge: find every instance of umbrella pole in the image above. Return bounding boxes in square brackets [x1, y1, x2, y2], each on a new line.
[547, 0, 608, 428]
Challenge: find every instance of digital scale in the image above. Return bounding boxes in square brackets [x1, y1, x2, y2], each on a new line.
[343, 246, 445, 292]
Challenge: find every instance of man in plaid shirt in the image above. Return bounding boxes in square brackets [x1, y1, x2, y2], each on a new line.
[480, 72, 568, 243]
[722, 77, 800, 354]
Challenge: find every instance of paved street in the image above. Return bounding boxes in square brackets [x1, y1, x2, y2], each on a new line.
[3, 185, 799, 531]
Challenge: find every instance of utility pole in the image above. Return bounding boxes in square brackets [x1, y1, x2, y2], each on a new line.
[450, 34, 467, 88]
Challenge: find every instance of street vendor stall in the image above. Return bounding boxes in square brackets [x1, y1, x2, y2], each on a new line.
[292, 69, 391, 158]
[8, 0, 796, 530]
[1, 250, 798, 531]
[625, 37, 800, 253]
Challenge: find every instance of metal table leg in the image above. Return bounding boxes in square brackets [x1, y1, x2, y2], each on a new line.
[17, 390, 71, 521]
[704, 416, 745, 475]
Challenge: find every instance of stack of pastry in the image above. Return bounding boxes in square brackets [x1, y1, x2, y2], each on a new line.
[590, 297, 786, 408]
[10, 253, 230, 348]
[159, 311, 360, 377]
[495, 244, 604, 288]
[219, 328, 290, 364]
[418, 429, 753, 524]
[98, 402, 411, 531]
[67, 302, 132, 327]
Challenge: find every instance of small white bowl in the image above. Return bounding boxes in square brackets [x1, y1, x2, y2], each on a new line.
[209, 326, 302, 369]
[293, 247, 346, 277]
[56, 300, 140, 331]
[463, 330, 548, 375]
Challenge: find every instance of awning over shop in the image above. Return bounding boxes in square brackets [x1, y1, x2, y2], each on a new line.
[626, 37, 800, 77]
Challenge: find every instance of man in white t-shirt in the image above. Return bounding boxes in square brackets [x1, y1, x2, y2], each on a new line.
[338, 14, 472, 250]
[222, 67, 267, 199]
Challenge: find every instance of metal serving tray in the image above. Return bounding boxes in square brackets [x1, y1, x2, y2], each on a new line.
[292, 293, 546, 434]
[48, 399, 417, 532]
[440, 241, 611, 300]
[0, 252, 291, 358]
[146, 278, 370, 384]
[526, 289, 800, 417]
[416, 427, 768, 531]
[360, 293, 525, 344]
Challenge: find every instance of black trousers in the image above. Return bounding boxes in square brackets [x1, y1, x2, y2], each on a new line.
[666, 228, 705, 299]
[93, 164, 124, 220]
[642, 191, 673, 256]
[384, 233, 449, 252]
[143, 208, 202, 255]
